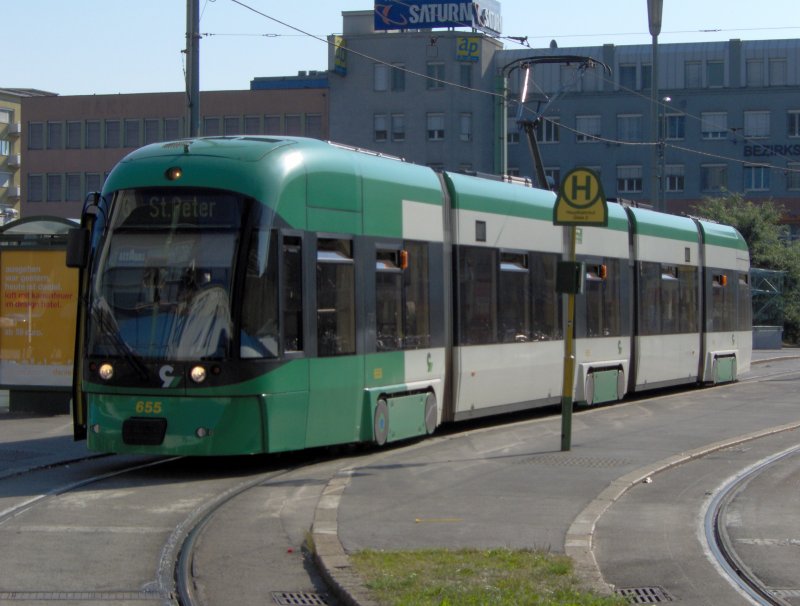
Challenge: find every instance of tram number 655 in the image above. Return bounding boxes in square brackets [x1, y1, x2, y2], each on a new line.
[135, 400, 163, 415]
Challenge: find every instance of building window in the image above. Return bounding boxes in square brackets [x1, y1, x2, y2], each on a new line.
[536, 118, 560, 143]
[685, 61, 702, 88]
[105, 120, 121, 148]
[576, 115, 601, 142]
[664, 114, 685, 140]
[744, 165, 770, 191]
[641, 64, 652, 91]
[264, 115, 281, 135]
[391, 114, 405, 141]
[203, 117, 220, 136]
[374, 114, 388, 142]
[243, 115, 260, 135]
[788, 111, 800, 137]
[618, 64, 636, 90]
[786, 163, 800, 190]
[617, 114, 642, 142]
[701, 164, 728, 191]
[285, 114, 301, 135]
[164, 118, 181, 140]
[617, 165, 643, 193]
[47, 122, 63, 150]
[460, 63, 472, 88]
[701, 112, 728, 139]
[86, 173, 103, 193]
[707, 60, 724, 87]
[223, 116, 241, 136]
[0, 139, 7, 156]
[0, 171, 9, 188]
[0, 110, 9, 124]
[544, 167, 561, 190]
[143, 119, 160, 144]
[28, 122, 44, 150]
[47, 174, 63, 202]
[746, 59, 763, 87]
[769, 59, 787, 86]
[28, 175, 44, 201]
[665, 165, 685, 192]
[66, 173, 82, 202]
[744, 110, 770, 138]
[124, 119, 140, 148]
[427, 113, 445, 140]
[459, 113, 472, 142]
[66, 121, 82, 149]
[426, 62, 445, 90]
[85, 121, 101, 149]
[374, 63, 389, 92]
[305, 114, 322, 139]
[391, 64, 405, 91]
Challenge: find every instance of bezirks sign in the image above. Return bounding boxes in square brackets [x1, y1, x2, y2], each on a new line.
[374, 0, 502, 36]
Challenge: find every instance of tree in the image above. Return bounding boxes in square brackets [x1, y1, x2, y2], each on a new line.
[694, 193, 800, 343]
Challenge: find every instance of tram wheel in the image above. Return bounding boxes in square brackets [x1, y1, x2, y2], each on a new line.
[374, 399, 389, 446]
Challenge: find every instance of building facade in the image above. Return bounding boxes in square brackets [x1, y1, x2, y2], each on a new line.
[20, 83, 328, 219]
[327, 10, 800, 234]
[0, 89, 55, 224]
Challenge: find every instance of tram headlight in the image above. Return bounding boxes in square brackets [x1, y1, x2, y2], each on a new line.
[190, 365, 207, 384]
[98, 363, 114, 381]
[165, 166, 183, 181]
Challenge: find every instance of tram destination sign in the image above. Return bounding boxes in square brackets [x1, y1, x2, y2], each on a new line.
[374, 0, 502, 36]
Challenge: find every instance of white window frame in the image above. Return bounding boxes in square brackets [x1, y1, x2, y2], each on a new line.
[427, 113, 445, 141]
[744, 165, 770, 191]
[374, 64, 389, 92]
[617, 114, 642, 142]
[373, 114, 388, 142]
[665, 164, 685, 192]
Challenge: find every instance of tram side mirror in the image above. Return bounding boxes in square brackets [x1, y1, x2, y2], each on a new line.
[66, 227, 90, 269]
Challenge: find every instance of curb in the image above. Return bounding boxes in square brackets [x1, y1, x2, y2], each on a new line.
[564, 419, 800, 595]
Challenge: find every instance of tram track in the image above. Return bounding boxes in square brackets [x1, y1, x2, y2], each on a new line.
[0, 452, 330, 605]
[704, 443, 800, 606]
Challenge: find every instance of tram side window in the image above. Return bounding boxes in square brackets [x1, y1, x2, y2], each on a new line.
[458, 246, 497, 345]
[638, 262, 662, 335]
[283, 237, 303, 352]
[376, 249, 403, 351]
[240, 230, 279, 358]
[317, 238, 356, 356]
[584, 258, 623, 338]
[404, 241, 431, 349]
[737, 272, 752, 331]
[498, 252, 531, 342]
[660, 265, 680, 334]
[531, 252, 563, 340]
[678, 265, 699, 333]
[709, 271, 735, 332]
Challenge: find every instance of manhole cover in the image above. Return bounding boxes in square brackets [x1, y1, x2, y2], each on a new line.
[616, 586, 673, 604]
[272, 591, 328, 605]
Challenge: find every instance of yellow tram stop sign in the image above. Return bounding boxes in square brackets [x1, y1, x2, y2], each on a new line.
[553, 167, 608, 227]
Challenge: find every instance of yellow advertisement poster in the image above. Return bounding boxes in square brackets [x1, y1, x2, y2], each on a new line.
[0, 249, 78, 387]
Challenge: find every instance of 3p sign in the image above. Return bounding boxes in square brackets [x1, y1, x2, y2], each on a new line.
[553, 167, 608, 227]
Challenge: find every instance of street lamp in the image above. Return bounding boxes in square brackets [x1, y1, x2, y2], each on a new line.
[648, 0, 664, 211]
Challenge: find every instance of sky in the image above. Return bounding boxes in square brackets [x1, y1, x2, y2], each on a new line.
[7, 0, 800, 96]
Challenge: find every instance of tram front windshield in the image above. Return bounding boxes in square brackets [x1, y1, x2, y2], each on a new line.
[88, 189, 244, 361]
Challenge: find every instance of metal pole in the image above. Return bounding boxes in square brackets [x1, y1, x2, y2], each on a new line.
[186, 0, 200, 137]
[560, 225, 577, 452]
[651, 33, 660, 211]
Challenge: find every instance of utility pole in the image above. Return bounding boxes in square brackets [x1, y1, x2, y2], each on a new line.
[186, 0, 200, 137]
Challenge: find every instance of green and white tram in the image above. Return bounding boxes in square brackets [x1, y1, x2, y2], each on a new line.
[68, 136, 751, 456]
